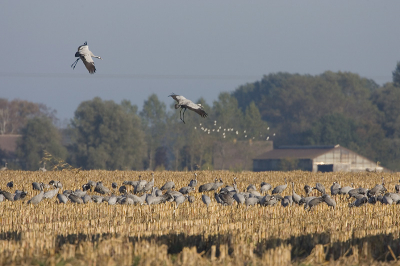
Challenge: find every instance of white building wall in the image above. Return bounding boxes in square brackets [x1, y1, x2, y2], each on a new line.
[312, 147, 378, 172]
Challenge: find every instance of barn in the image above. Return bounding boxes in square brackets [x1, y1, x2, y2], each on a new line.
[253, 144, 385, 172]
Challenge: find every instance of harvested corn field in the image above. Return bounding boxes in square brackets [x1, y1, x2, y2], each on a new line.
[0, 170, 400, 265]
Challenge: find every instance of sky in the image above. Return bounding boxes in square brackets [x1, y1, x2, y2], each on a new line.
[1, 1, 399, 125]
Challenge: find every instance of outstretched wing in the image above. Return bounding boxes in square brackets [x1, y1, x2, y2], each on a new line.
[80, 54, 96, 74]
[169, 94, 187, 104]
[186, 102, 208, 118]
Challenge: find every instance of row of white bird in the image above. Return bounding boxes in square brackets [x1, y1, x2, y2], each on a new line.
[1, 174, 399, 211]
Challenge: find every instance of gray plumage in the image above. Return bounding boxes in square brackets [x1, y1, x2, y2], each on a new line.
[1, 190, 14, 201]
[260, 182, 272, 194]
[330, 182, 341, 195]
[6, 181, 13, 188]
[315, 183, 326, 194]
[369, 184, 386, 196]
[160, 181, 175, 191]
[179, 186, 195, 195]
[249, 190, 261, 197]
[57, 194, 68, 204]
[82, 194, 92, 204]
[94, 182, 111, 195]
[143, 175, 154, 193]
[247, 184, 257, 192]
[91, 195, 104, 204]
[387, 193, 400, 203]
[169, 94, 208, 123]
[14, 190, 27, 201]
[219, 192, 234, 206]
[73, 189, 87, 198]
[281, 195, 293, 207]
[43, 188, 59, 199]
[233, 193, 245, 206]
[68, 194, 83, 204]
[245, 197, 259, 207]
[202, 195, 211, 208]
[214, 193, 222, 204]
[175, 195, 188, 209]
[188, 173, 198, 187]
[395, 180, 400, 193]
[322, 194, 336, 209]
[349, 196, 368, 207]
[382, 195, 393, 205]
[28, 191, 44, 205]
[155, 188, 163, 197]
[49, 180, 63, 189]
[299, 196, 316, 207]
[108, 196, 117, 205]
[306, 197, 324, 211]
[211, 178, 224, 191]
[347, 187, 368, 199]
[199, 179, 216, 192]
[32, 182, 44, 191]
[272, 178, 288, 195]
[126, 193, 145, 205]
[339, 184, 354, 195]
[304, 184, 313, 196]
[291, 182, 301, 204]
[188, 195, 195, 203]
[112, 182, 118, 189]
[262, 195, 278, 206]
[0, 194, 4, 202]
[71, 42, 102, 74]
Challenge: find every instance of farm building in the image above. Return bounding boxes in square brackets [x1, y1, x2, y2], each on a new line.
[253, 144, 385, 172]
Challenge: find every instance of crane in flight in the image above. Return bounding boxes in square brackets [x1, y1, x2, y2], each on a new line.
[169, 94, 208, 123]
[71, 42, 102, 74]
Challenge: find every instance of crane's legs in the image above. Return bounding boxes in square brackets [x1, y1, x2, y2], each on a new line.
[179, 108, 186, 124]
[71, 58, 80, 69]
[182, 108, 187, 124]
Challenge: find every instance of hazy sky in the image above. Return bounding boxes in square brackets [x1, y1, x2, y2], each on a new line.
[1, 1, 399, 124]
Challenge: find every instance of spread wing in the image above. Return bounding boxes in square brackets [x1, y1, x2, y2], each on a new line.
[169, 94, 187, 104]
[185, 101, 208, 118]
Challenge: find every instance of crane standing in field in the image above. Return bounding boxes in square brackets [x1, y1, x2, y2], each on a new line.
[71, 42, 102, 74]
[169, 94, 208, 123]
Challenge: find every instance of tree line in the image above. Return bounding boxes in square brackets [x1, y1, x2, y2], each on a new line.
[1, 93, 269, 171]
[2, 63, 400, 171]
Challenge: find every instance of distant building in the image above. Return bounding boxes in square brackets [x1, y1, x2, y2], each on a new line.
[0, 135, 21, 163]
[253, 144, 385, 172]
[213, 140, 273, 171]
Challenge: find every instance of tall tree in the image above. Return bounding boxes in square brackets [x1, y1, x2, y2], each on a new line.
[16, 117, 67, 170]
[69, 97, 145, 170]
[140, 94, 167, 170]
[392, 61, 400, 87]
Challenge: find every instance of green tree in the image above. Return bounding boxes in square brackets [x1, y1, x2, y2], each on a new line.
[371, 83, 400, 138]
[16, 117, 67, 170]
[140, 94, 167, 170]
[392, 62, 400, 87]
[69, 97, 145, 170]
[244, 101, 269, 140]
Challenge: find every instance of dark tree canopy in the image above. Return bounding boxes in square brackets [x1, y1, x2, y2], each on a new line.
[69, 97, 145, 170]
[16, 117, 67, 170]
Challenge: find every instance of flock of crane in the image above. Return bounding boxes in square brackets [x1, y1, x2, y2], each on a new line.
[1, 173, 399, 211]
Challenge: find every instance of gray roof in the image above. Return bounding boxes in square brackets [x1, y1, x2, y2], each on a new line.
[254, 145, 340, 160]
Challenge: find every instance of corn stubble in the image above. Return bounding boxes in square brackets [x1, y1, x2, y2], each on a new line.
[0, 170, 399, 265]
